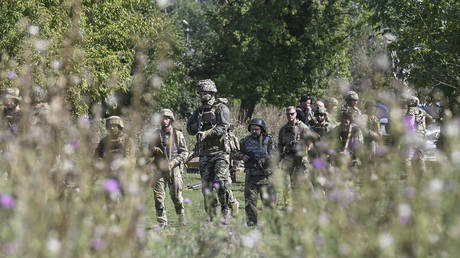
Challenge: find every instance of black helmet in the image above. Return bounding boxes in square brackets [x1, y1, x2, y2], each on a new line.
[248, 117, 267, 132]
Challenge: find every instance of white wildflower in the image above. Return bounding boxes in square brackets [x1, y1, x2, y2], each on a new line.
[28, 25, 39, 35]
[378, 233, 393, 249]
[241, 230, 260, 248]
[34, 39, 49, 52]
[46, 237, 61, 254]
[429, 178, 444, 193]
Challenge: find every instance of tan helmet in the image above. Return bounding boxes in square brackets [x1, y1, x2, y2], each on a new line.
[160, 108, 175, 121]
[345, 90, 359, 101]
[196, 79, 217, 93]
[407, 96, 420, 107]
[3, 87, 21, 102]
[106, 116, 124, 129]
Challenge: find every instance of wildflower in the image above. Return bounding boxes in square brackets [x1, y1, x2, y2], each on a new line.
[28, 25, 39, 35]
[184, 198, 191, 204]
[204, 187, 211, 195]
[104, 178, 120, 193]
[375, 144, 388, 156]
[77, 117, 91, 129]
[7, 71, 17, 80]
[378, 233, 393, 249]
[328, 148, 335, 155]
[241, 230, 260, 248]
[34, 39, 49, 52]
[220, 217, 226, 224]
[429, 178, 444, 193]
[404, 186, 416, 199]
[136, 228, 146, 241]
[403, 115, 416, 133]
[0, 194, 15, 209]
[213, 182, 220, 189]
[46, 237, 61, 254]
[312, 157, 327, 170]
[51, 59, 61, 70]
[90, 238, 105, 251]
[398, 203, 412, 226]
[271, 194, 277, 201]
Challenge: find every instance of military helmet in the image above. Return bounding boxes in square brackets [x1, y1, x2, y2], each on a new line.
[160, 108, 175, 121]
[31, 85, 48, 103]
[248, 117, 267, 132]
[345, 90, 359, 101]
[315, 106, 327, 115]
[196, 79, 217, 93]
[106, 116, 124, 129]
[407, 96, 420, 107]
[364, 100, 377, 109]
[2, 87, 21, 102]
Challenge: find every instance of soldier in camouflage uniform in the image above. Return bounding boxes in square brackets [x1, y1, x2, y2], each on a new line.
[148, 109, 188, 228]
[362, 100, 381, 163]
[296, 94, 314, 125]
[329, 111, 364, 167]
[95, 116, 135, 210]
[235, 118, 277, 226]
[310, 106, 334, 138]
[30, 85, 50, 125]
[279, 106, 318, 203]
[187, 79, 236, 222]
[403, 96, 433, 180]
[340, 91, 362, 125]
[1, 88, 23, 136]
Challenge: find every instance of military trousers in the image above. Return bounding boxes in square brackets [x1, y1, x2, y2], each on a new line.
[152, 166, 184, 225]
[199, 153, 233, 218]
[244, 173, 276, 225]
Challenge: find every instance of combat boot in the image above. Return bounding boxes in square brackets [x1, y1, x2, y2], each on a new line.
[221, 209, 230, 225]
[178, 212, 186, 226]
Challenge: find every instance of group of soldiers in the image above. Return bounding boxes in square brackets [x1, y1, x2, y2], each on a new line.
[1, 78, 433, 228]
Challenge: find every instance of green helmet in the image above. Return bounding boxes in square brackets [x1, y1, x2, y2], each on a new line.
[106, 116, 124, 129]
[315, 106, 328, 115]
[325, 97, 339, 107]
[407, 96, 419, 107]
[2, 87, 21, 102]
[364, 100, 377, 109]
[197, 79, 217, 93]
[160, 108, 175, 121]
[248, 117, 267, 132]
[345, 90, 359, 101]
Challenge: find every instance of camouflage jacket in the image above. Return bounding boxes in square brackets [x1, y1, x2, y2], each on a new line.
[95, 133, 135, 164]
[362, 113, 381, 143]
[236, 134, 277, 176]
[149, 127, 188, 165]
[1, 108, 23, 135]
[311, 121, 334, 139]
[406, 107, 433, 136]
[278, 120, 318, 158]
[187, 98, 231, 155]
[328, 122, 363, 153]
[340, 104, 362, 121]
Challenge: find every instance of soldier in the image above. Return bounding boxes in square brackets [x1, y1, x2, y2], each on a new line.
[148, 109, 188, 228]
[1, 87, 23, 135]
[278, 106, 318, 202]
[30, 85, 50, 125]
[95, 116, 135, 212]
[310, 106, 334, 138]
[362, 100, 381, 163]
[296, 94, 314, 125]
[235, 118, 277, 226]
[403, 96, 433, 180]
[186, 79, 236, 223]
[329, 111, 364, 167]
[340, 91, 362, 124]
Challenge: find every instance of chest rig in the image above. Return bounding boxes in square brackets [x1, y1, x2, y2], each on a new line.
[199, 103, 222, 131]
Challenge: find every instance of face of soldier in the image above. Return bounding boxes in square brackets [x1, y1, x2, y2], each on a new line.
[161, 116, 172, 129]
[301, 99, 311, 109]
[250, 125, 262, 138]
[349, 99, 358, 107]
[199, 91, 212, 103]
[286, 109, 297, 123]
[108, 124, 122, 137]
[5, 98, 18, 110]
[315, 113, 325, 123]
[342, 117, 351, 127]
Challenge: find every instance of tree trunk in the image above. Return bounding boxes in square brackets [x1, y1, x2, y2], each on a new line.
[239, 98, 257, 122]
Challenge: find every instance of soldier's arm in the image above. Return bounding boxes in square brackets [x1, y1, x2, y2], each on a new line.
[207, 104, 230, 137]
[266, 135, 278, 164]
[277, 127, 284, 153]
[174, 131, 189, 164]
[233, 137, 248, 160]
[186, 109, 200, 135]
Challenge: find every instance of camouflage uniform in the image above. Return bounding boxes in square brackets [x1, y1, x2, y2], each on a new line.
[310, 106, 335, 138]
[340, 91, 362, 124]
[30, 85, 50, 126]
[95, 116, 135, 208]
[278, 117, 318, 193]
[362, 101, 381, 163]
[403, 96, 433, 179]
[324, 97, 339, 127]
[235, 118, 277, 226]
[187, 79, 235, 221]
[1, 88, 23, 136]
[149, 109, 188, 227]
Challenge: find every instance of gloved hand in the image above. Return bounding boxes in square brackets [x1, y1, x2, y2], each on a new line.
[152, 146, 163, 155]
[197, 129, 212, 141]
[169, 160, 177, 169]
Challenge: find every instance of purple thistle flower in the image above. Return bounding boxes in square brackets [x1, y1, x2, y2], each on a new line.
[204, 187, 211, 195]
[184, 197, 191, 204]
[70, 139, 80, 150]
[375, 144, 388, 156]
[7, 71, 17, 80]
[0, 194, 15, 209]
[136, 228, 145, 240]
[404, 186, 416, 199]
[220, 217, 226, 223]
[349, 139, 361, 150]
[104, 178, 120, 193]
[213, 182, 220, 189]
[271, 194, 277, 201]
[90, 238, 105, 250]
[328, 148, 336, 155]
[403, 115, 416, 133]
[312, 157, 327, 170]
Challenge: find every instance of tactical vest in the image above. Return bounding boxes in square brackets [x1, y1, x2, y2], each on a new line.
[241, 135, 272, 175]
[406, 107, 426, 135]
[160, 128, 179, 158]
[198, 100, 230, 152]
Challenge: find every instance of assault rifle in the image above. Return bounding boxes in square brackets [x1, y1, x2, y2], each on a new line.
[186, 183, 202, 190]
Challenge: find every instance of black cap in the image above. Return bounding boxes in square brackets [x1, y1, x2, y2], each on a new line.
[300, 94, 311, 102]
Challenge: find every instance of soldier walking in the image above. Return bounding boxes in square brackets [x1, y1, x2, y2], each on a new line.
[1, 88, 23, 135]
[187, 79, 236, 223]
[235, 118, 277, 226]
[296, 94, 314, 125]
[148, 109, 188, 229]
[340, 91, 362, 124]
